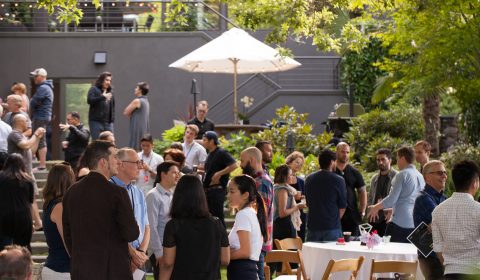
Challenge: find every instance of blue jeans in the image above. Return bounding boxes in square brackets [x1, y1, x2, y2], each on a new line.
[257, 250, 266, 280]
[306, 228, 342, 242]
[89, 121, 113, 140]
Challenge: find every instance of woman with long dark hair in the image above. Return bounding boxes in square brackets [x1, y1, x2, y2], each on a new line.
[42, 163, 75, 279]
[0, 154, 35, 250]
[160, 175, 229, 280]
[273, 164, 306, 242]
[227, 175, 267, 280]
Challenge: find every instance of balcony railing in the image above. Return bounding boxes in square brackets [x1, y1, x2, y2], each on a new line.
[0, 1, 226, 32]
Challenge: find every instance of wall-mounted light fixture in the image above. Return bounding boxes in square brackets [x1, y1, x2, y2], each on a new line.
[94, 51, 107, 64]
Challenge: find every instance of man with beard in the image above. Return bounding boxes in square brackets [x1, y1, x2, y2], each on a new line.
[335, 142, 367, 236]
[62, 141, 139, 279]
[368, 148, 398, 236]
[202, 131, 237, 227]
[255, 141, 273, 174]
[239, 147, 273, 280]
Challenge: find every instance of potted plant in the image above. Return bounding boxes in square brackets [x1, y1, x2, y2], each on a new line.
[239, 96, 254, 124]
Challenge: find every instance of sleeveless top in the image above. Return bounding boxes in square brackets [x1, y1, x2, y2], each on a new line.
[43, 198, 70, 272]
[273, 184, 294, 220]
[129, 95, 150, 150]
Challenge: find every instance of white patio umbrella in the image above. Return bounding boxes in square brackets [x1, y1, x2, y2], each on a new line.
[169, 27, 301, 124]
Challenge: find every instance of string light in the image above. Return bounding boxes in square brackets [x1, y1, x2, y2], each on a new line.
[14, 3, 18, 6]
[111, 3, 115, 6]
[29, 4, 33, 8]
[84, 3, 87, 6]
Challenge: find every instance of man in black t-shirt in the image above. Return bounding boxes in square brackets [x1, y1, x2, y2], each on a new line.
[368, 148, 398, 236]
[202, 131, 237, 227]
[335, 142, 367, 236]
[305, 149, 347, 242]
[188, 100, 215, 139]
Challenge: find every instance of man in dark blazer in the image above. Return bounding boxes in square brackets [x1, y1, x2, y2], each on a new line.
[63, 140, 139, 280]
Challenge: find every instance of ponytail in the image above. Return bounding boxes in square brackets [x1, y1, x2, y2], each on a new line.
[254, 187, 268, 243]
[232, 175, 269, 243]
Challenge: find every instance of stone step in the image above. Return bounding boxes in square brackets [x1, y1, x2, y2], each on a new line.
[33, 170, 49, 181]
[31, 242, 48, 255]
[36, 180, 47, 190]
[32, 255, 47, 263]
[32, 231, 46, 242]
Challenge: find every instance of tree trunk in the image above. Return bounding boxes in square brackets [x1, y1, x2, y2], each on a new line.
[423, 94, 440, 157]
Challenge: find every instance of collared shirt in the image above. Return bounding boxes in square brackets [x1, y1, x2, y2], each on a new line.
[382, 164, 424, 228]
[110, 176, 149, 249]
[432, 192, 480, 275]
[254, 170, 274, 252]
[182, 141, 207, 168]
[413, 184, 447, 227]
[146, 183, 174, 257]
[187, 117, 215, 139]
[136, 151, 164, 197]
[0, 120, 12, 152]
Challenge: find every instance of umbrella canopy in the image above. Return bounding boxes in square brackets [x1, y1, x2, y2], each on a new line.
[169, 27, 301, 123]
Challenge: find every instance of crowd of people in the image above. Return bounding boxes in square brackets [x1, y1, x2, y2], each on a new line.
[0, 69, 479, 280]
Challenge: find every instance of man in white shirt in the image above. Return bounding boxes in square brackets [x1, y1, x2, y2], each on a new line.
[182, 124, 207, 170]
[137, 134, 164, 197]
[432, 160, 480, 279]
[146, 161, 180, 280]
[0, 105, 12, 155]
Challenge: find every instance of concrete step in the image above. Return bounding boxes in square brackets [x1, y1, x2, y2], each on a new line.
[33, 170, 49, 180]
[31, 242, 48, 255]
[32, 231, 46, 242]
[36, 179, 47, 190]
[32, 255, 47, 263]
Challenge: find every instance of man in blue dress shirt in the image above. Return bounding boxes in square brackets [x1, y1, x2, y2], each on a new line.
[111, 148, 150, 273]
[368, 146, 425, 243]
[414, 160, 447, 280]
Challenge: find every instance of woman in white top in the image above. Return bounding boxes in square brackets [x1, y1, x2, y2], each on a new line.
[227, 175, 267, 280]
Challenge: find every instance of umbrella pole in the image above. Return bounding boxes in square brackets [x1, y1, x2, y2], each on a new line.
[233, 59, 239, 124]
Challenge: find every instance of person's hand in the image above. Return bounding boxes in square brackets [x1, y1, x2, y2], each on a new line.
[297, 203, 307, 210]
[130, 260, 138, 273]
[131, 249, 148, 268]
[367, 205, 380, 223]
[103, 92, 112, 101]
[59, 123, 70, 131]
[34, 127, 45, 138]
[62, 141, 69, 149]
[211, 172, 221, 185]
[384, 208, 393, 222]
[142, 162, 150, 172]
[294, 191, 303, 201]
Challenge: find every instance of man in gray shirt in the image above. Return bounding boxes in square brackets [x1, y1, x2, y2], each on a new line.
[146, 161, 180, 280]
[368, 146, 424, 243]
[0, 105, 12, 154]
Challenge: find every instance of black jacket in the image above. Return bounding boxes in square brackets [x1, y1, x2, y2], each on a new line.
[64, 124, 90, 162]
[87, 86, 115, 123]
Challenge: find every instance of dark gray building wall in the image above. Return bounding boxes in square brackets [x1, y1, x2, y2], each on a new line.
[0, 31, 346, 157]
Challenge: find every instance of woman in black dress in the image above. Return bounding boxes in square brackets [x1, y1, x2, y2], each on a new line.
[0, 154, 35, 250]
[160, 175, 230, 280]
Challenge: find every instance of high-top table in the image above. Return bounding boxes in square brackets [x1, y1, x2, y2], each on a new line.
[302, 241, 424, 280]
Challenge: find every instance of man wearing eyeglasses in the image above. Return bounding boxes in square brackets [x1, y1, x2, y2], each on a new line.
[111, 148, 150, 275]
[413, 160, 447, 280]
[187, 100, 215, 139]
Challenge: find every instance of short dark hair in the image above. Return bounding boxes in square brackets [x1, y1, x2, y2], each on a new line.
[156, 160, 178, 184]
[140, 133, 153, 144]
[255, 140, 271, 151]
[452, 160, 480, 192]
[83, 140, 115, 170]
[169, 142, 183, 151]
[68, 111, 81, 120]
[274, 164, 290, 184]
[318, 149, 336, 170]
[170, 175, 210, 219]
[137, 82, 149, 95]
[397, 146, 415, 164]
[98, 131, 114, 141]
[376, 148, 392, 159]
[94, 72, 112, 89]
[163, 149, 185, 167]
[0, 245, 32, 280]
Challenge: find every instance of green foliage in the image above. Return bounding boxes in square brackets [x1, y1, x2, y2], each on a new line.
[220, 131, 256, 160]
[153, 125, 185, 155]
[300, 153, 319, 178]
[250, 106, 332, 157]
[440, 143, 480, 198]
[344, 103, 423, 171]
[341, 37, 389, 110]
[37, 0, 100, 24]
[268, 152, 286, 178]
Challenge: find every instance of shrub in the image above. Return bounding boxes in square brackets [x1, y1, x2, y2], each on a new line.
[250, 106, 332, 157]
[220, 131, 256, 160]
[344, 103, 423, 171]
[153, 125, 185, 155]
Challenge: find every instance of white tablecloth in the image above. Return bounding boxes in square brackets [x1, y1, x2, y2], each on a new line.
[302, 241, 424, 280]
